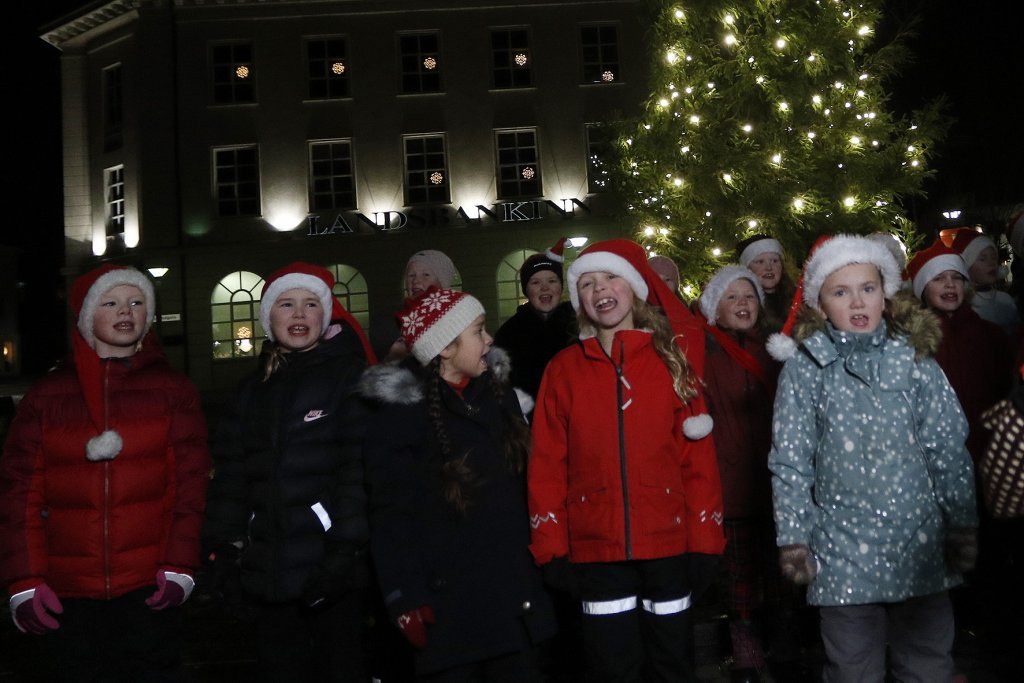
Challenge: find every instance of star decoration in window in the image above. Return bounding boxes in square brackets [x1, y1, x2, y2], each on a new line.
[521, 167, 535, 180]
[423, 56, 437, 70]
[430, 171, 444, 185]
[332, 62, 345, 75]
[235, 65, 250, 79]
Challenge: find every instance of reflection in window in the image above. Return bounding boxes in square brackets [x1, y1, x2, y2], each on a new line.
[211, 270, 265, 360]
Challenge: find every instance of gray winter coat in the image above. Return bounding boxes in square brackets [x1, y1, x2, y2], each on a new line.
[769, 305, 978, 607]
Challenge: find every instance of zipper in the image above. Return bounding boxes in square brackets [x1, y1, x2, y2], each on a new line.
[610, 339, 632, 560]
[102, 359, 112, 598]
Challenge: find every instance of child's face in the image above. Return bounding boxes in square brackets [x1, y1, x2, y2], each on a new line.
[923, 270, 966, 314]
[967, 246, 1000, 286]
[649, 259, 680, 293]
[439, 314, 492, 383]
[577, 271, 636, 336]
[715, 278, 760, 332]
[93, 284, 148, 358]
[405, 260, 443, 298]
[269, 287, 323, 352]
[525, 272, 563, 315]
[747, 252, 783, 292]
[816, 263, 885, 333]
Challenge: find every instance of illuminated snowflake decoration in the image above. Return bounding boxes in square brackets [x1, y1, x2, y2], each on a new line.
[514, 53, 528, 67]
[235, 326, 252, 339]
[423, 56, 437, 70]
[235, 65, 250, 79]
[332, 62, 345, 75]
[601, 70, 615, 82]
[429, 171, 444, 185]
[521, 166, 535, 180]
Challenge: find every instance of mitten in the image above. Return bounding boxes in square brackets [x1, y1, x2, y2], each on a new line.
[301, 543, 369, 610]
[396, 605, 435, 649]
[945, 527, 979, 574]
[778, 544, 817, 585]
[685, 552, 721, 601]
[541, 556, 579, 599]
[10, 584, 63, 634]
[145, 570, 194, 610]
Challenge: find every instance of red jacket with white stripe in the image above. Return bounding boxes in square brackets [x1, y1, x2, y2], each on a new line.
[527, 330, 725, 566]
[0, 340, 209, 599]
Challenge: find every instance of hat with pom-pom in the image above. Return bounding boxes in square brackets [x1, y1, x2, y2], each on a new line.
[568, 238, 713, 439]
[949, 228, 996, 270]
[736, 234, 784, 268]
[399, 287, 485, 365]
[69, 264, 157, 461]
[906, 240, 968, 300]
[766, 234, 901, 361]
[519, 237, 567, 292]
[698, 265, 765, 326]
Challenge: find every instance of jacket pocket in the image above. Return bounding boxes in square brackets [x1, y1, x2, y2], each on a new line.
[566, 487, 614, 542]
[633, 482, 686, 537]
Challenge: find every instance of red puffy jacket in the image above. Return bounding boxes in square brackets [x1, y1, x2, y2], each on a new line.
[0, 340, 209, 599]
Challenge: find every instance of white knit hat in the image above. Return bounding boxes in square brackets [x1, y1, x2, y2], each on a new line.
[259, 263, 335, 342]
[399, 288, 486, 365]
[698, 265, 765, 325]
[406, 250, 457, 291]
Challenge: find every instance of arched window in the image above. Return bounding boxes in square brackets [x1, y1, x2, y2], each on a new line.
[495, 249, 535, 325]
[211, 270, 265, 359]
[327, 263, 370, 331]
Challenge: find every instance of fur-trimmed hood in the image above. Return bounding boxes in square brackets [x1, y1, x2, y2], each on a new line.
[789, 290, 942, 361]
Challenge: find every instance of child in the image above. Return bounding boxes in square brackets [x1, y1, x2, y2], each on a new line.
[0, 265, 209, 680]
[698, 266, 803, 682]
[648, 254, 685, 300]
[361, 287, 556, 681]
[766, 234, 979, 682]
[949, 227, 1020, 340]
[202, 262, 377, 682]
[528, 238, 724, 682]
[494, 237, 576, 406]
[736, 234, 797, 334]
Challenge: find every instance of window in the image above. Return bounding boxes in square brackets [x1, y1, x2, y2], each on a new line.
[214, 146, 261, 217]
[580, 24, 619, 84]
[586, 123, 613, 193]
[399, 32, 442, 94]
[309, 140, 356, 211]
[102, 64, 122, 151]
[327, 264, 370, 331]
[496, 249, 536, 324]
[495, 129, 541, 199]
[491, 28, 532, 89]
[403, 135, 450, 205]
[307, 37, 349, 99]
[210, 270, 265, 360]
[105, 165, 124, 238]
[211, 42, 255, 104]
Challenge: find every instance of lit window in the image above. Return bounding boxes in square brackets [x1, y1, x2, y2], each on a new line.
[327, 264, 370, 332]
[585, 123, 613, 193]
[105, 165, 124, 238]
[496, 249, 537, 325]
[210, 270, 264, 360]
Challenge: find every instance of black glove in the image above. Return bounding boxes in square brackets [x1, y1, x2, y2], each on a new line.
[200, 541, 243, 603]
[541, 556, 580, 599]
[301, 543, 369, 610]
[685, 552, 720, 601]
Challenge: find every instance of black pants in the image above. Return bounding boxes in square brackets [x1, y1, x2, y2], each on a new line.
[576, 555, 695, 683]
[39, 588, 185, 682]
[418, 647, 543, 683]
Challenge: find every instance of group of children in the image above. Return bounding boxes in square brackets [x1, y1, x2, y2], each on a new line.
[1, 215, 1021, 682]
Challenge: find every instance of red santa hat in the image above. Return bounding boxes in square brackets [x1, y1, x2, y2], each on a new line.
[767, 234, 902, 361]
[949, 227, 996, 270]
[260, 262, 376, 362]
[519, 237, 567, 291]
[736, 234, 784, 268]
[69, 264, 157, 461]
[399, 287, 486, 365]
[567, 238, 712, 439]
[906, 240, 968, 300]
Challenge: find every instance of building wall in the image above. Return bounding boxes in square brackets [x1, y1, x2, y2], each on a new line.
[45, 0, 653, 397]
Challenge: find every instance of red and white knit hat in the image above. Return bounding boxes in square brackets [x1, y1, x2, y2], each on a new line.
[519, 237, 567, 291]
[949, 227, 996, 270]
[906, 240, 968, 300]
[69, 264, 157, 461]
[400, 287, 486, 365]
[260, 262, 335, 342]
[767, 234, 902, 361]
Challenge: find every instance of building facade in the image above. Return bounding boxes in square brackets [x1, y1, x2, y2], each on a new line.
[42, 0, 651, 397]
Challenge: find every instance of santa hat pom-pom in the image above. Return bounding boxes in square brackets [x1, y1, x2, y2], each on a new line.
[514, 388, 535, 418]
[86, 430, 123, 461]
[766, 332, 798, 361]
[682, 413, 714, 440]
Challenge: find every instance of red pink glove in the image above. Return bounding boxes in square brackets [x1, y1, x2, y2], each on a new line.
[145, 570, 194, 610]
[10, 584, 63, 634]
[396, 605, 434, 649]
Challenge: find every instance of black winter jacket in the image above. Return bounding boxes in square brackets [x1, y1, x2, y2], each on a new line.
[360, 358, 556, 675]
[492, 300, 576, 401]
[203, 326, 371, 603]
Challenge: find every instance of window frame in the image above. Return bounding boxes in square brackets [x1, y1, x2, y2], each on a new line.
[490, 27, 532, 90]
[104, 165, 125, 238]
[494, 128, 542, 200]
[210, 41, 256, 104]
[213, 145, 262, 217]
[402, 134, 450, 206]
[398, 31, 443, 94]
[579, 23, 620, 84]
[309, 139, 357, 212]
[306, 36, 350, 100]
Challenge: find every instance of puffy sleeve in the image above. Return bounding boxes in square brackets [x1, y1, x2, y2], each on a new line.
[526, 357, 572, 565]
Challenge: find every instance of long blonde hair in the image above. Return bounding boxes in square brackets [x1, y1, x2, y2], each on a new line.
[576, 297, 699, 402]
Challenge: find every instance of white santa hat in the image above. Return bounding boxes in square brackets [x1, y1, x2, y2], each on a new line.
[698, 265, 765, 326]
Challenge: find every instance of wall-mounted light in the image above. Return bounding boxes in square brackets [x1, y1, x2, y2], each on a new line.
[147, 267, 169, 278]
[568, 236, 588, 248]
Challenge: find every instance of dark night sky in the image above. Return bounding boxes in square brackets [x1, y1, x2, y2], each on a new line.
[5, 0, 1022, 373]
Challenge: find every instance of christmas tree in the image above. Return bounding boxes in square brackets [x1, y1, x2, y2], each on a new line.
[602, 0, 948, 291]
